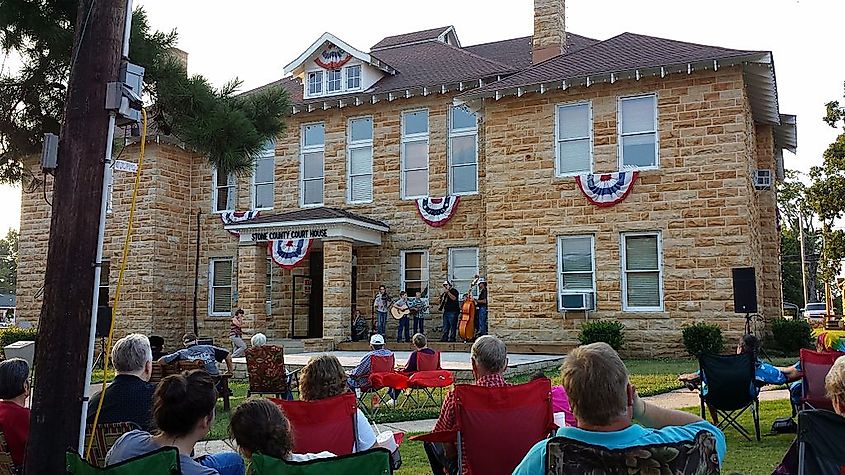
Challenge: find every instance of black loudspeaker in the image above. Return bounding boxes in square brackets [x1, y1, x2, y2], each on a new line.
[732, 267, 758, 314]
[96, 306, 113, 338]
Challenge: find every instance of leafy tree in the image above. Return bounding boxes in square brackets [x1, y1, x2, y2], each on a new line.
[0, 2, 289, 184]
[0, 228, 18, 294]
[777, 170, 820, 305]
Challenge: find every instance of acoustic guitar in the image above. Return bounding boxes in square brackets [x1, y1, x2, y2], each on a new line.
[390, 304, 411, 320]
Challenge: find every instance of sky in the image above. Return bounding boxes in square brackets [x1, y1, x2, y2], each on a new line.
[1, 0, 842, 234]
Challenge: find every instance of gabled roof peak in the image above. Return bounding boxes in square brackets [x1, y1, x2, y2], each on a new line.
[372, 25, 459, 51]
[284, 32, 383, 76]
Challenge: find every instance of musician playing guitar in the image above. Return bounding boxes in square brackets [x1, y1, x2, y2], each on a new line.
[439, 280, 460, 342]
[394, 291, 411, 343]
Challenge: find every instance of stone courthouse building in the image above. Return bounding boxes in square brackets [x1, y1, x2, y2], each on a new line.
[17, 0, 797, 356]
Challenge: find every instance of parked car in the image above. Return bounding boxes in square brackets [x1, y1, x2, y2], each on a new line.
[803, 302, 828, 323]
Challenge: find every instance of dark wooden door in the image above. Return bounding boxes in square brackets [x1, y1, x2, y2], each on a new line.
[308, 251, 324, 338]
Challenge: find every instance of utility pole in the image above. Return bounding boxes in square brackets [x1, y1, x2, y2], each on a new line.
[25, 0, 127, 472]
[799, 212, 810, 306]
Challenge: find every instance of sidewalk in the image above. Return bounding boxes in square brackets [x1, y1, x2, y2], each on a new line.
[194, 386, 792, 455]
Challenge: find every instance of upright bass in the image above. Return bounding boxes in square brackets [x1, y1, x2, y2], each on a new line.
[458, 276, 480, 341]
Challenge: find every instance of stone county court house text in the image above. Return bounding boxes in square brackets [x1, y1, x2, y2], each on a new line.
[18, 0, 797, 356]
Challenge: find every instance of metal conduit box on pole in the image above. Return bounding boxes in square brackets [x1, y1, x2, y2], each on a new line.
[4, 340, 35, 368]
[105, 61, 145, 126]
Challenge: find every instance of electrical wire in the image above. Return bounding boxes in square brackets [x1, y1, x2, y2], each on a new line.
[85, 107, 146, 459]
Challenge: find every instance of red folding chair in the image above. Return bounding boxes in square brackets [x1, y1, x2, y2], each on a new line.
[360, 354, 409, 414]
[271, 392, 359, 456]
[403, 351, 453, 408]
[800, 349, 845, 411]
[416, 350, 442, 371]
[411, 378, 555, 475]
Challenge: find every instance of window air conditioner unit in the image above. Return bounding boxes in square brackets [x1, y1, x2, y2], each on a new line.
[560, 293, 595, 311]
[754, 169, 772, 190]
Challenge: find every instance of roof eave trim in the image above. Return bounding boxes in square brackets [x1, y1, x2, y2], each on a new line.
[224, 216, 390, 233]
[284, 32, 372, 75]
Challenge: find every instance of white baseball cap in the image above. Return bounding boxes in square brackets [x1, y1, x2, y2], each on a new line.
[370, 334, 385, 345]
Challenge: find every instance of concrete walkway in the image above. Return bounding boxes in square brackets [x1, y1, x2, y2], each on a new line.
[194, 386, 792, 456]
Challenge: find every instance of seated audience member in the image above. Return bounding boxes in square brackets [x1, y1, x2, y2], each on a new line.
[787, 333, 836, 408]
[106, 370, 244, 475]
[401, 333, 436, 373]
[149, 335, 166, 360]
[347, 334, 393, 391]
[300, 354, 377, 452]
[88, 333, 156, 431]
[159, 333, 234, 376]
[515, 343, 726, 474]
[530, 371, 576, 428]
[0, 358, 30, 468]
[229, 398, 333, 462]
[425, 335, 510, 475]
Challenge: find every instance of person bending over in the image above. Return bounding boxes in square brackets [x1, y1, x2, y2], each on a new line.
[514, 342, 726, 474]
[106, 370, 244, 475]
[229, 398, 333, 463]
[159, 333, 234, 376]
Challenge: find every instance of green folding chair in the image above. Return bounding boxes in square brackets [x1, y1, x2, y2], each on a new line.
[66, 447, 181, 474]
[251, 448, 391, 475]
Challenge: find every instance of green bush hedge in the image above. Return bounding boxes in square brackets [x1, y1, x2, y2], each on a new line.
[682, 322, 724, 356]
[0, 327, 38, 358]
[578, 320, 625, 350]
[770, 318, 812, 354]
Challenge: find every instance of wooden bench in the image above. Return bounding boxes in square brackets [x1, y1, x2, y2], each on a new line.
[150, 360, 232, 410]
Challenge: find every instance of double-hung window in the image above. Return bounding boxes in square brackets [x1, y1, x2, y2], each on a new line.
[347, 117, 373, 203]
[401, 109, 429, 199]
[212, 168, 235, 213]
[307, 71, 323, 96]
[401, 250, 428, 296]
[449, 248, 479, 298]
[619, 94, 658, 169]
[346, 65, 361, 90]
[327, 69, 342, 93]
[449, 106, 478, 194]
[621, 232, 663, 311]
[557, 236, 595, 309]
[209, 258, 233, 316]
[555, 102, 592, 175]
[252, 140, 275, 210]
[301, 123, 325, 206]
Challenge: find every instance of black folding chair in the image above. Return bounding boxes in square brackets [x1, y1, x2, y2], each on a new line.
[798, 409, 845, 475]
[698, 352, 760, 441]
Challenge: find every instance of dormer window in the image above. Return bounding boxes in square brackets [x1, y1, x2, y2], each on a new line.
[327, 69, 342, 93]
[346, 65, 361, 90]
[308, 71, 323, 95]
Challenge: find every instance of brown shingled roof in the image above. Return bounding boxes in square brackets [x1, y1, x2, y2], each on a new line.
[463, 33, 599, 70]
[372, 26, 453, 50]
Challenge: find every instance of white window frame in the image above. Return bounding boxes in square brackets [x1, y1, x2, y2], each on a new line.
[401, 108, 429, 200]
[448, 106, 479, 195]
[556, 235, 596, 310]
[212, 168, 235, 213]
[617, 93, 659, 171]
[251, 140, 275, 211]
[448, 247, 479, 298]
[347, 116, 374, 204]
[208, 257, 233, 317]
[326, 69, 342, 93]
[346, 65, 361, 90]
[307, 70, 323, 97]
[554, 101, 593, 177]
[300, 122, 325, 207]
[620, 231, 664, 312]
[400, 250, 429, 298]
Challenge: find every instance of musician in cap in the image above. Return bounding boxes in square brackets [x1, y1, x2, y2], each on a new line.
[439, 280, 460, 342]
[474, 277, 489, 336]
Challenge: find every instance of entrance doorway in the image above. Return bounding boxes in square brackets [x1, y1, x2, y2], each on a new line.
[308, 251, 324, 338]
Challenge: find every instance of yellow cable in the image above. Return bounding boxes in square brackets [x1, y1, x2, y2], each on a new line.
[85, 108, 147, 459]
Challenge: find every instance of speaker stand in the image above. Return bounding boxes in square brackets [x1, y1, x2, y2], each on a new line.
[744, 313, 772, 363]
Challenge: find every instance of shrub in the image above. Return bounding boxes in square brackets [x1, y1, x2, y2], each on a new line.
[770, 318, 812, 354]
[682, 322, 724, 356]
[578, 320, 625, 350]
[0, 327, 38, 358]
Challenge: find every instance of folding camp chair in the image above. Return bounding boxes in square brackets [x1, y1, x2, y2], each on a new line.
[402, 350, 452, 408]
[545, 429, 720, 474]
[66, 447, 181, 474]
[250, 448, 392, 475]
[698, 352, 760, 441]
[358, 355, 409, 414]
[412, 378, 555, 475]
[85, 422, 138, 467]
[245, 345, 299, 399]
[271, 392, 360, 456]
[799, 349, 845, 412]
[798, 409, 845, 475]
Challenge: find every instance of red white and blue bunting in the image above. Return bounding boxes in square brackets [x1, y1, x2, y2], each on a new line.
[575, 171, 639, 208]
[268, 239, 312, 270]
[314, 45, 352, 70]
[415, 195, 461, 227]
[220, 210, 260, 236]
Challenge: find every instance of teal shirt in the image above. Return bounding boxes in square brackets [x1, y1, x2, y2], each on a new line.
[512, 421, 726, 475]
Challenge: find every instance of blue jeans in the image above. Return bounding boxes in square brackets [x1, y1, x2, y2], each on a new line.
[476, 306, 488, 336]
[442, 310, 458, 341]
[197, 451, 245, 475]
[377, 311, 387, 335]
[397, 316, 410, 342]
[413, 316, 425, 335]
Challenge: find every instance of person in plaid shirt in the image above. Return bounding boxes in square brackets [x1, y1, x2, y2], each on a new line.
[424, 335, 509, 475]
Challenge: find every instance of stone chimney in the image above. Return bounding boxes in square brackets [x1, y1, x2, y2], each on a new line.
[532, 0, 566, 64]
